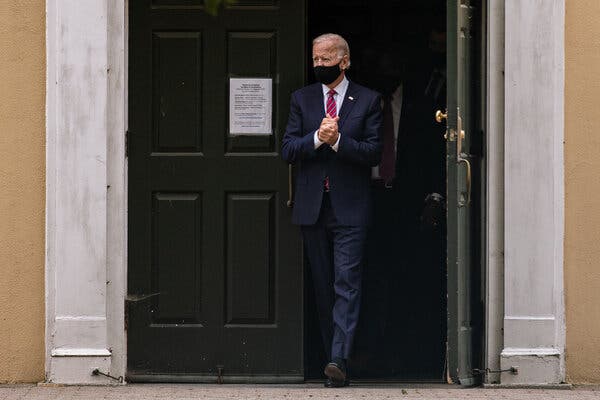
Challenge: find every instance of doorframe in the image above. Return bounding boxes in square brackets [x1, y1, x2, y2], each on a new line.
[484, 0, 566, 386]
[45, 0, 128, 384]
[45, 0, 565, 385]
[483, 0, 505, 385]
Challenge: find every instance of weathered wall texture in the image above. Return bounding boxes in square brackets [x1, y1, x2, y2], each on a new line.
[565, 0, 600, 384]
[0, 0, 46, 382]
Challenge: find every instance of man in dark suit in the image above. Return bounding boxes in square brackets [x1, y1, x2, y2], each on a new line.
[282, 33, 382, 388]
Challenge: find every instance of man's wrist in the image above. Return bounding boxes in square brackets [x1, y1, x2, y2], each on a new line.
[314, 130, 324, 149]
[331, 132, 341, 152]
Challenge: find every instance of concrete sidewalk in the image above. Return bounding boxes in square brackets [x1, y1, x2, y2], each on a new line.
[1, 384, 600, 400]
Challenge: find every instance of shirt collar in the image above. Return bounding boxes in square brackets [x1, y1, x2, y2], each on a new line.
[322, 75, 349, 96]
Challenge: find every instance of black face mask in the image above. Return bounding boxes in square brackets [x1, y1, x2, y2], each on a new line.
[314, 62, 342, 85]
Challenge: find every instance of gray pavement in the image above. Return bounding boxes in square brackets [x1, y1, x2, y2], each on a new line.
[2, 384, 600, 400]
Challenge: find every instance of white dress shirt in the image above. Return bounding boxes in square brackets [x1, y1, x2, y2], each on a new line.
[372, 84, 403, 178]
[313, 76, 349, 152]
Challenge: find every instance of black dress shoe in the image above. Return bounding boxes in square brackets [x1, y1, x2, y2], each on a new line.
[324, 377, 350, 388]
[324, 360, 347, 383]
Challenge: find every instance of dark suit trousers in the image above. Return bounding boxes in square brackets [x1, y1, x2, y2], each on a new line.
[301, 193, 367, 361]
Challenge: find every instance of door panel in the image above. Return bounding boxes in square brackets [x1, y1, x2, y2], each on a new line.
[152, 31, 203, 152]
[445, 0, 481, 385]
[128, 0, 305, 380]
[225, 193, 275, 325]
[152, 192, 203, 324]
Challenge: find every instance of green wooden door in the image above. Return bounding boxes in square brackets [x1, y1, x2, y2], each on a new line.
[127, 0, 305, 381]
[444, 0, 482, 385]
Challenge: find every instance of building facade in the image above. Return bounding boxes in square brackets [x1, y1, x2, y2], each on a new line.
[1, 0, 599, 385]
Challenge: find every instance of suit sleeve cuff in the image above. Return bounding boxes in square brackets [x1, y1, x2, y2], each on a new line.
[314, 130, 325, 149]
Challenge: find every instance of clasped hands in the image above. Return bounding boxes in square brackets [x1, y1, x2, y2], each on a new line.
[318, 114, 340, 146]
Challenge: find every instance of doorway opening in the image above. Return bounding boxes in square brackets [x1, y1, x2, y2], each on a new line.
[305, 0, 449, 382]
[126, 0, 484, 383]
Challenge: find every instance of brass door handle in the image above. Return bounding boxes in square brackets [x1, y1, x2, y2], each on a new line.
[458, 155, 472, 206]
[437, 110, 451, 140]
[286, 164, 294, 208]
[457, 111, 471, 206]
[435, 110, 447, 124]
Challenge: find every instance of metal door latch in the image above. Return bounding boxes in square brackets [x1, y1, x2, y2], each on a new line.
[92, 368, 124, 383]
[472, 366, 519, 376]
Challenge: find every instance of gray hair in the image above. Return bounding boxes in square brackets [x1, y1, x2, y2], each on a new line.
[313, 33, 351, 66]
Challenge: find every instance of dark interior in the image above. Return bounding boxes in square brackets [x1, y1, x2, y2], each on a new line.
[305, 0, 448, 382]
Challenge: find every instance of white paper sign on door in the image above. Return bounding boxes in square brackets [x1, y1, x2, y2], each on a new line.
[229, 78, 273, 136]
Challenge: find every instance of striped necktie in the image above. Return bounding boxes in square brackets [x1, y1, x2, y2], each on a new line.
[326, 89, 337, 117]
[324, 89, 337, 192]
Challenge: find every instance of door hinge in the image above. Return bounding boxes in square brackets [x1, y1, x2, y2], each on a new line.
[124, 299, 129, 332]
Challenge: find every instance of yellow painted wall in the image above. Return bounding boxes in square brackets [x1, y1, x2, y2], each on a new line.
[565, 0, 600, 384]
[0, 0, 46, 383]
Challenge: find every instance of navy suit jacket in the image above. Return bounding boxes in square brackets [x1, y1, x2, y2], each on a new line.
[282, 80, 383, 226]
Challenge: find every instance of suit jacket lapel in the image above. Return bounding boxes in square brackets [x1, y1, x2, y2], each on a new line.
[337, 81, 358, 130]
